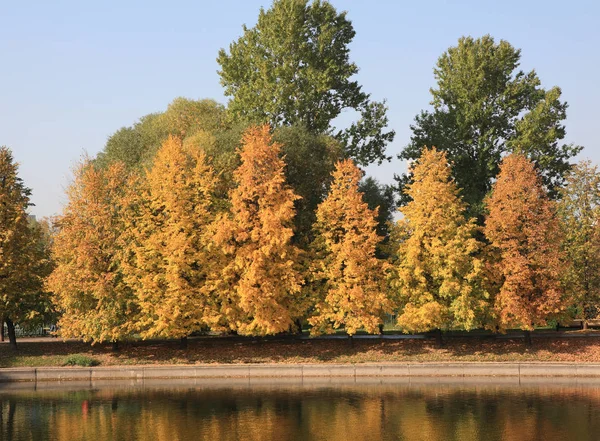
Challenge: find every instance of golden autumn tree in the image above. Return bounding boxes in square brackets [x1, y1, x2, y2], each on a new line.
[212, 125, 303, 336]
[47, 160, 137, 346]
[558, 161, 600, 329]
[123, 136, 218, 342]
[0, 147, 50, 349]
[394, 147, 487, 342]
[308, 159, 390, 336]
[484, 154, 565, 340]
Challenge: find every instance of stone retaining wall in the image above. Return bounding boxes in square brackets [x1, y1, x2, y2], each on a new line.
[2, 363, 600, 383]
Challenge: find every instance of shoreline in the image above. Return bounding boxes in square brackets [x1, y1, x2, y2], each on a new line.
[4, 362, 600, 383]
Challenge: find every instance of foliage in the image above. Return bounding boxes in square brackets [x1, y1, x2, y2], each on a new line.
[394, 148, 488, 333]
[309, 159, 390, 336]
[212, 125, 304, 335]
[484, 154, 566, 331]
[399, 35, 581, 217]
[123, 136, 219, 339]
[96, 98, 228, 171]
[217, 0, 394, 166]
[63, 354, 100, 367]
[0, 147, 53, 344]
[557, 161, 600, 325]
[273, 125, 343, 246]
[47, 160, 138, 344]
[359, 177, 396, 241]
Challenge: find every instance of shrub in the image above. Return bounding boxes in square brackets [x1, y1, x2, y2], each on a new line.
[63, 354, 100, 367]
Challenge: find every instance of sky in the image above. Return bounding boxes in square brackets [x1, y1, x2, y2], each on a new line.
[1, 0, 598, 218]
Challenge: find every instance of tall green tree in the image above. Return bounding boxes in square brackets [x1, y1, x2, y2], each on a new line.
[217, 0, 394, 165]
[398, 35, 581, 217]
[0, 147, 52, 349]
[557, 161, 600, 329]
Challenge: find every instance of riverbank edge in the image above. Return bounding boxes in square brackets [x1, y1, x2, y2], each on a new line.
[3, 362, 600, 383]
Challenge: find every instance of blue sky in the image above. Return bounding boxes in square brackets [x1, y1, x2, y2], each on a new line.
[1, 0, 598, 218]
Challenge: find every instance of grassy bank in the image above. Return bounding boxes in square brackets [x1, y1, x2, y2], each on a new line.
[3, 333, 600, 368]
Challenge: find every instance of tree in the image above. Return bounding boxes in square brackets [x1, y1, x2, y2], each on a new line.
[484, 154, 565, 338]
[217, 0, 394, 166]
[95, 98, 228, 171]
[212, 125, 304, 335]
[557, 161, 600, 329]
[273, 125, 343, 246]
[359, 177, 396, 242]
[0, 147, 51, 349]
[123, 136, 218, 341]
[393, 148, 488, 341]
[398, 35, 581, 217]
[309, 159, 390, 336]
[47, 160, 137, 345]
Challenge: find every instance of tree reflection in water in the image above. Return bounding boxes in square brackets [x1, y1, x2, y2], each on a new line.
[1, 381, 600, 441]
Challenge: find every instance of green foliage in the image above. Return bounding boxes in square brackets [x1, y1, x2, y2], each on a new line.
[96, 98, 228, 171]
[399, 35, 581, 218]
[273, 125, 343, 246]
[557, 161, 600, 324]
[63, 354, 100, 367]
[217, 0, 394, 165]
[359, 177, 395, 239]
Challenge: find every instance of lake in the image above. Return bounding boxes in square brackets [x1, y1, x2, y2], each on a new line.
[1, 379, 600, 440]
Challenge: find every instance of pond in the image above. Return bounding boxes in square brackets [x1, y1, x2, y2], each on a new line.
[1, 379, 600, 440]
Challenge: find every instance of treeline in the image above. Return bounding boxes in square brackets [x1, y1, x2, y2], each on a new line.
[0, 0, 594, 348]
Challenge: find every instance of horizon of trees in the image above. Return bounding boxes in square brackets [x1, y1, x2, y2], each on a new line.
[0, 0, 593, 349]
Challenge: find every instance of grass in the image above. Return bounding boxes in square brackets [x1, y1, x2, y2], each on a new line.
[3, 332, 600, 368]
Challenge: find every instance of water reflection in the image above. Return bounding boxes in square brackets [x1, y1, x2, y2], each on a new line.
[1, 380, 600, 441]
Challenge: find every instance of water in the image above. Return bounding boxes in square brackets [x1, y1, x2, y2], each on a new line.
[2, 379, 600, 440]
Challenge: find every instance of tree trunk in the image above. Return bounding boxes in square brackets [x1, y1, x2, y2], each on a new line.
[583, 320, 589, 331]
[5, 318, 17, 350]
[111, 340, 119, 352]
[0, 318, 5, 342]
[378, 323, 384, 335]
[524, 330, 532, 346]
[295, 319, 303, 336]
[434, 328, 444, 347]
[180, 336, 188, 349]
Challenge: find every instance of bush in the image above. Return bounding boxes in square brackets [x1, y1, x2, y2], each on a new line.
[63, 354, 100, 367]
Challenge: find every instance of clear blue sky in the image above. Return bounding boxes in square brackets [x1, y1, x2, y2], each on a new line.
[1, 0, 598, 218]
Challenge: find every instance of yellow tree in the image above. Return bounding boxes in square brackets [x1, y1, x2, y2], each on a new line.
[47, 160, 137, 346]
[558, 161, 600, 329]
[394, 147, 487, 342]
[212, 125, 303, 336]
[124, 136, 218, 342]
[0, 147, 49, 349]
[484, 154, 565, 341]
[308, 159, 389, 336]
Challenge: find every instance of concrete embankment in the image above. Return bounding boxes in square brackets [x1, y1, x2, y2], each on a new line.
[2, 363, 600, 383]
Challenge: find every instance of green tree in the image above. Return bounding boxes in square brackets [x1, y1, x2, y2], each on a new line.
[217, 0, 394, 166]
[398, 35, 581, 217]
[557, 161, 600, 329]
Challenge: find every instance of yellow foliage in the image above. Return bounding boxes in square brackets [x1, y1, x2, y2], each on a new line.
[394, 147, 488, 333]
[47, 160, 137, 343]
[309, 159, 390, 336]
[123, 136, 218, 339]
[212, 125, 303, 336]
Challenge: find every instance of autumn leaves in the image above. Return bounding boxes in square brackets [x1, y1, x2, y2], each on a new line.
[44, 124, 578, 344]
